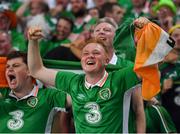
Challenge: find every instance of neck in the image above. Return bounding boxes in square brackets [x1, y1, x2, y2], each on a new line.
[86, 70, 105, 85]
[13, 82, 34, 99]
[108, 48, 114, 61]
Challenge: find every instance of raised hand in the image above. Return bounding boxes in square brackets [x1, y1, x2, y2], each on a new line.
[134, 17, 150, 29]
[28, 27, 44, 41]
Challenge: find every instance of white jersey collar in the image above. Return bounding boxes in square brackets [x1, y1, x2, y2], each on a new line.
[85, 71, 108, 89]
[9, 85, 39, 101]
[109, 53, 117, 65]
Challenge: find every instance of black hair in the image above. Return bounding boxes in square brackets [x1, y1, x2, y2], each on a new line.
[7, 51, 27, 64]
[100, 2, 114, 18]
[57, 16, 74, 31]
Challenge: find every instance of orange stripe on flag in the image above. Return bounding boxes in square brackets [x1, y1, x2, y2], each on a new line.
[134, 22, 172, 100]
[0, 57, 8, 87]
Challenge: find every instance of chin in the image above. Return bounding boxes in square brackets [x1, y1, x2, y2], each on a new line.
[8, 83, 18, 90]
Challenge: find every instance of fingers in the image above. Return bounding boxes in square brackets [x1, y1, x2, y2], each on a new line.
[28, 26, 44, 41]
[134, 17, 150, 29]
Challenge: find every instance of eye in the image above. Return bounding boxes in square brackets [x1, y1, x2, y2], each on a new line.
[93, 51, 100, 55]
[95, 29, 100, 33]
[13, 64, 20, 68]
[6, 65, 10, 69]
[82, 52, 89, 56]
[104, 28, 111, 32]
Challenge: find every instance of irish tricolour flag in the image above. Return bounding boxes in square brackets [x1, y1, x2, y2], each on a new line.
[134, 22, 175, 100]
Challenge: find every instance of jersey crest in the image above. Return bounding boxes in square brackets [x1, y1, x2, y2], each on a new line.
[27, 97, 38, 107]
[99, 88, 111, 100]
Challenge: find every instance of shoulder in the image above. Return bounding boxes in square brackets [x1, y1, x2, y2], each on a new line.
[56, 71, 83, 80]
[0, 88, 11, 96]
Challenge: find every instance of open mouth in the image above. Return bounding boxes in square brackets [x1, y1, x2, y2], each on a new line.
[98, 37, 106, 41]
[87, 61, 95, 65]
[8, 74, 16, 84]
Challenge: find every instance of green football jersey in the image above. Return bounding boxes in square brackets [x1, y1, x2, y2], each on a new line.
[116, 56, 134, 68]
[0, 87, 66, 133]
[55, 67, 140, 133]
[145, 104, 177, 133]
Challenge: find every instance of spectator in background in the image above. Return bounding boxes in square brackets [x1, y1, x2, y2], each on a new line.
[0, 51, 67, 133]
[50, 0, 70, 17]
[153, 0, 177, 32]
[124, 0, 149, 19]
[170, 25, 180, 51]
[100, 2, 126, 25]
[159, 24, 180, 132]
[92, 0, 106, 10]
[70, 17, 134, 67]
[88, 7, 100, 20]
[43, 16, 78, 60]
[148, 0, 159, 21]
[173, 0, 180, 16]
[0, 9, 26, 52]
[0, 31, 13, 56]
[16, 0, 50, 31]
[70, 0, 89, 33]
[0, 9, 17, 31]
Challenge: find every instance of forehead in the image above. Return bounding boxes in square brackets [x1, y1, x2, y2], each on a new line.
[58, 19, 71, 26]
[159, 6, 172, 12]
[94, 22, 115, 30]
[7, 57, 24, 64]
[83, 43, 105, 51]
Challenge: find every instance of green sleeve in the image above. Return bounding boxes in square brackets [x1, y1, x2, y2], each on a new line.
[145, 105, 177, 133]
[113, 18, 136, 62]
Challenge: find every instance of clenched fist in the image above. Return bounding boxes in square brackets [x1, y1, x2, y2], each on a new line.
[28, 27, 44, 41]
[134, 17, 150, 29]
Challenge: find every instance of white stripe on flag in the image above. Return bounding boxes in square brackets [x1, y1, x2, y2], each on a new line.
[144, 30, 172, 66]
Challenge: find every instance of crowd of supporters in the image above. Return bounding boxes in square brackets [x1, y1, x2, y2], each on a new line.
[0, 0, 179, 133]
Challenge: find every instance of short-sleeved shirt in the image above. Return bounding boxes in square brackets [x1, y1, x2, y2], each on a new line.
[145, 104, 177, 133]
[0, 86, 66, 133]
[55, 67, 140, 133]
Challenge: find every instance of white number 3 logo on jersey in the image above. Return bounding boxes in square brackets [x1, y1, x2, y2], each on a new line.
[7, 110, 24, 130]
[84, 102, 102, 124]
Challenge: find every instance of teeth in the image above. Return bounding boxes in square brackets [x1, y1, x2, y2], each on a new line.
[87, 61, 94, 65]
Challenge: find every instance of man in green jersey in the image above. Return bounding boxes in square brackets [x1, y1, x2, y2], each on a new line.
[0, 51, 67, 133]
[27, 16, 154, 132]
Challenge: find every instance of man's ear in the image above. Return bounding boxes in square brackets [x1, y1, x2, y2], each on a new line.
[105, 57, 110, 66]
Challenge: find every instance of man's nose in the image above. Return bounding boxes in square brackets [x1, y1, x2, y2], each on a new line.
[88, 53, 94, 58]
[99, 29, 105, 34]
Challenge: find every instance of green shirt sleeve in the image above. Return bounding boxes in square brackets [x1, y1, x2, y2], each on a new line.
[145, 104, 177, 133]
